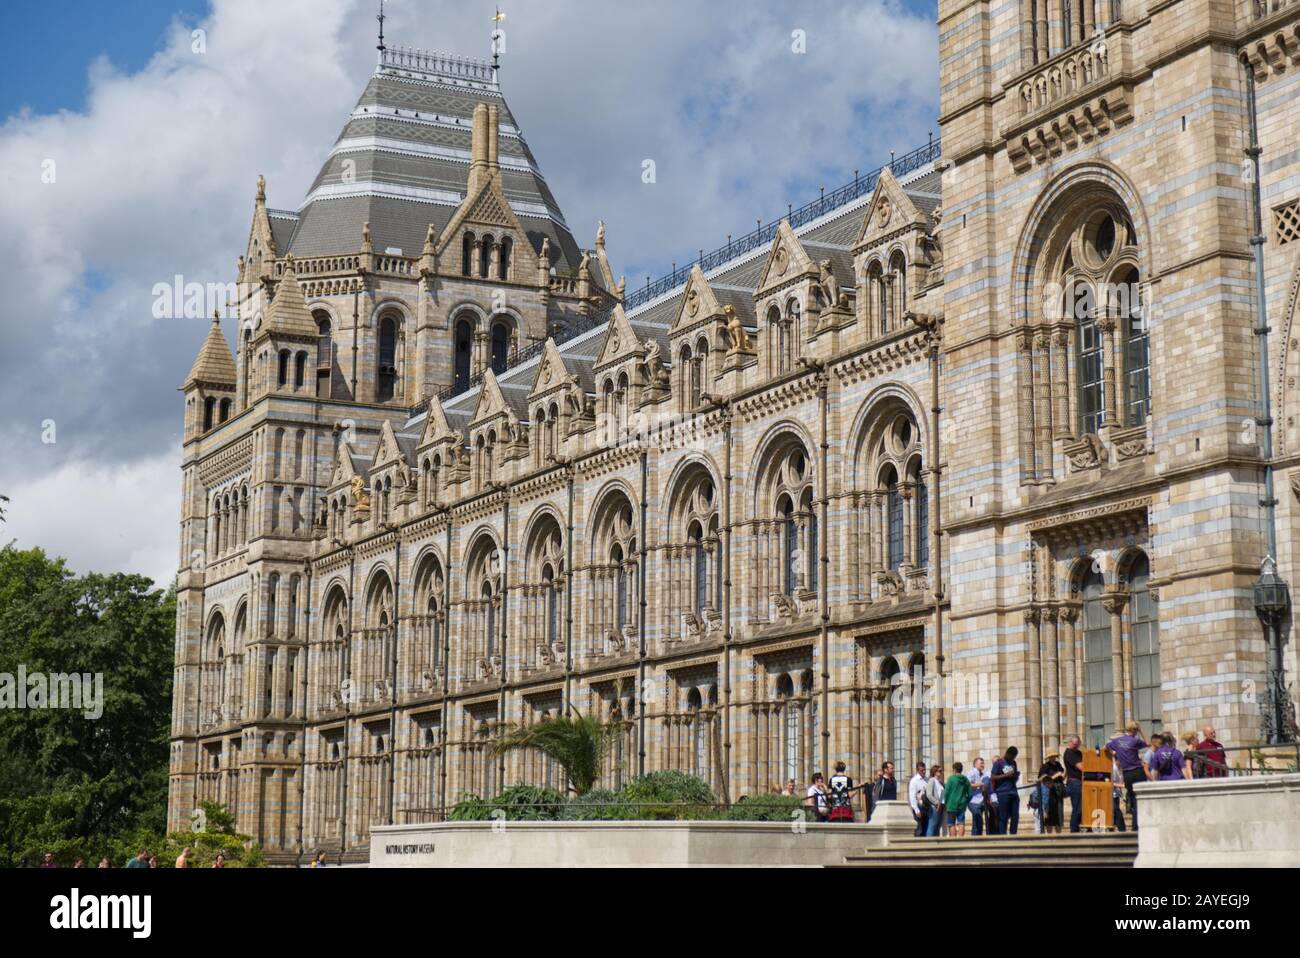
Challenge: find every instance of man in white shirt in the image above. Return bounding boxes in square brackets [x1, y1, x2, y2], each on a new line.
[966, 756, 990, 836]
[907, 762, 929, 836]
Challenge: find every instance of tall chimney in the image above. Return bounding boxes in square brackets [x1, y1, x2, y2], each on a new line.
[487, 104, 500, 175]
[469, 103, 489, 192]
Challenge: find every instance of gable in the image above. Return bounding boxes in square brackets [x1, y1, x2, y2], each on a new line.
[856, 168, 926, 249]
[756, 220, 816, 295]
[594, 305, 645, 370]
[469, 368, 513, 428]
[419, 399, 460, 448]
[330, 441, 359, 487]
[371, 421, 403, 470]
[529, 339, 577, 398]
[671, 266, 725, 334]
[435, 175, 526, 256]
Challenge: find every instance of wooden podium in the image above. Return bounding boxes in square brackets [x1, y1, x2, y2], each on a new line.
[1080, 749, 1113, 831]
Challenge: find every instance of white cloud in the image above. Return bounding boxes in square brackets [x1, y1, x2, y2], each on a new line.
[0, 0, 936, 580]
[1, 450, 181, 588]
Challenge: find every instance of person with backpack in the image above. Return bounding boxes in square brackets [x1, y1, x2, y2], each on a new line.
[990, 746, 1021, 834]
[1148, 732, 1190, 781]
[827, 761, 856, 822]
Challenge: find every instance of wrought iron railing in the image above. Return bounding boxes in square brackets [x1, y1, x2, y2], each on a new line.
[622, 137, 942, 313]
[417, 138, 941, 412]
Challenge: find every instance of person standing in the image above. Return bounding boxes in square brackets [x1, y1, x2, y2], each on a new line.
[873, 761, 898, 802]
[943, 762, 972, 837]
[125, 849, 150, 869]
[1149, 733, 1190, 781]
[1063, 735, 1084, 833]
[213, 852, 227, 869]
[1037, 749, 1066, 834]
[1197, 726, 1227, 778]
[1106, 722, 1148, 831]
[925, 764, 946, 836]
[175, 846, 192, 869]
[908, 762, 929, 837]
[966, 757, 990, 836]
[805, 772, 830, 823]
[828, 761, 856, 823]
[990, 746, 1021, 835]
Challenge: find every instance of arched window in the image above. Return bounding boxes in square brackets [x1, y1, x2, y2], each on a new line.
[767, 305, 784, 375]
[865, 261, 884, 336]
[294, 351, 306, 389]
[1050, 207, 1141, 437]
[1075, 281, 1104, 435]
[690, 521, 708, 614]
[454, 318, 473, 391]
[776, 674, 799, 783]
[377, 316, 397, 402]
[544, 565, 558, 646]
[877, 262, 890, 333]
[1118, 266, 1149, 427]
[277, 350, 290, 387]
[689, 345, 703, 409]
[613, 543, 628, 633]
[490, 320, 510, 373]
[780, 497, 798, 593]
[1081, 567, 1112, 748]
[203, 397, 215, 431]
[267, 573, 279, 638]
[885, 467, 904, 570]
[462, 232, 475, 276]
[218, 398, 231, 423]
[498, 236, 512, 281]
[785, 299, 801, 367]
[769, 447, 814, 595]
[546, 403, 559, 459]
[889, 251, 907, 321]
[315, 315, 332, 397]
[483, 580, 496, 658]
[911, 463, 929, 568]
[1127, 552, 1161, 736]
[479, 233, 494, 279]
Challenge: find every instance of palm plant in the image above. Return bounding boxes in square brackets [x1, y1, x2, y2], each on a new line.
[489, 708, 616, 796]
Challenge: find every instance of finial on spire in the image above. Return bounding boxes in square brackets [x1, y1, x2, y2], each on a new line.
[256, 174, 266, 203]
[377, 0, 386, 53]
[491, 8, 506, 70]
[212, 307, 221, 325]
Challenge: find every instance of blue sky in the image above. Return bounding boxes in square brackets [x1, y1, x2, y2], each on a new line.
[0, 1, 210, 117]
[0, 0, 939, 584]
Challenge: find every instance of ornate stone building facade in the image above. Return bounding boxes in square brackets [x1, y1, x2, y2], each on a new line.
[170, 5, 1300, 861]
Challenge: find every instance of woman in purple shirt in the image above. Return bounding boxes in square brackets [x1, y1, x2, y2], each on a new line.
[1148, 733, 1191, 781]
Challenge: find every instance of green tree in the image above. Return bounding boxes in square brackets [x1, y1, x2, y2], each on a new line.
[0, 545, 175, 865]
[489, 709, 619, 796]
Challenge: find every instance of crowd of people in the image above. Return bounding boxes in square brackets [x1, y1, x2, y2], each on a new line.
[797, 723, 1229, 835]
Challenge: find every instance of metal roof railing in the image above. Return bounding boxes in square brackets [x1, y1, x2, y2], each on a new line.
[415, 138, 942, 414]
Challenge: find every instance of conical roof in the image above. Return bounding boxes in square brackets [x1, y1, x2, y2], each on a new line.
[263, 259, 319, 339]
[281, 46, 582, 273]
[185, 313, 237, 388]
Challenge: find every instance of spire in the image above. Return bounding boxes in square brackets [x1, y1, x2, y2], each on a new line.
[377, 0, 386, 54]
[263, 257, 319, 339]
[184, 310, 237, 388]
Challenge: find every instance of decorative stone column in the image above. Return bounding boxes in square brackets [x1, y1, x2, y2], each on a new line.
[1058, 604, 1081, 735]
[1052, 328, 1072, 439]
[1024, 607, 1043, 767]
[1099, 317, 1120, 430]
[1017, 329, 1037, 481]
[1101, 592, 1128, 728]
[1034, 331, 1054, 481]
[1044, 604, 1061, 747]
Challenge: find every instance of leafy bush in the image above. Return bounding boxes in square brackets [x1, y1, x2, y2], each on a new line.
[561, 789, 637, 821]
[621, 771, 716, 819]
[721, 794, 808, 822]
[450, 786, 567, 821]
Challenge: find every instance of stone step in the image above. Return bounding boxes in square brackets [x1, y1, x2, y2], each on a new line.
[835, 833, 1137, 868]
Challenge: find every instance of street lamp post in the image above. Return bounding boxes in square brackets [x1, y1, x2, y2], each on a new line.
[1253, 557, 1292, 744]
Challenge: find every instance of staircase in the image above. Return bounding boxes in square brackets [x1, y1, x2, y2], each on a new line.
[833, 831, 1138, 868]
